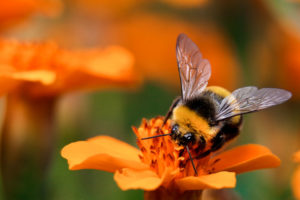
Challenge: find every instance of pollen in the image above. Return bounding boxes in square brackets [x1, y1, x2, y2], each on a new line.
[133, 117, 211, 178]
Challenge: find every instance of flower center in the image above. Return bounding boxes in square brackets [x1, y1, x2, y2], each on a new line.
[133, 117, 211, 178]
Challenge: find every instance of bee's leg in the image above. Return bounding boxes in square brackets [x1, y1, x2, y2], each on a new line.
[210, 132, 226, 152]
[194, 135, 206, 154]
[194, 133, 226, 160]
[162, 96, 181, 127]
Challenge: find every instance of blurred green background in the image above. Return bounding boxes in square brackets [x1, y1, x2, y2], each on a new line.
[1, 0, 300, 199]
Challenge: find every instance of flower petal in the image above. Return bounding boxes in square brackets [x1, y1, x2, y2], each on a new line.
[209, 144, 280, 174]
[114, 168, 163, 191]
[0, 39, 138, 97]
[292, 166, 300, 200]
[9, 70, 56, 85]
[294, 151, 300, 163]
[61, 136, 148, 172]
[175, 172, 236, 190]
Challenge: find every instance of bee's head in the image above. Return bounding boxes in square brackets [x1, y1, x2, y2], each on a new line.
[171, 124, 206, 149]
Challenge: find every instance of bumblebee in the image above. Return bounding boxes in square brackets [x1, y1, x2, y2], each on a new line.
[143, 33, 292, 175]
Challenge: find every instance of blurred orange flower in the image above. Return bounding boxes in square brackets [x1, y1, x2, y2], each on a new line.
[0, 39, 136, 97]
[44, 13, 240, 90]
[0, 38, 137, 199]
[254, 28, 300, 99]
[62, 117, 280, 199]
[292, 151, 300, 200]
[0, 0, 62, 29]
[277, 31, 300, 99]
[109, 14, 240, 90]
[249, 9, 300, 99]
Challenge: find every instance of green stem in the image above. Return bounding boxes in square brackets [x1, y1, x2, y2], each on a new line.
[144, 187, 203, 200]
[1, 93, 57, 200]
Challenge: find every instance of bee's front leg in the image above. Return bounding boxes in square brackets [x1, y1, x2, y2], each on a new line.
[162, 96, 181, 127]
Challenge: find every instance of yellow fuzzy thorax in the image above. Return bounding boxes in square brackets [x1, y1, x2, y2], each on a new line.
[172, 105, 218, 141]
[205, 86, 231, 97]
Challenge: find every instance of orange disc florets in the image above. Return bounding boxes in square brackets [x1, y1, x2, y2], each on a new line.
[133, 117, 211, 179]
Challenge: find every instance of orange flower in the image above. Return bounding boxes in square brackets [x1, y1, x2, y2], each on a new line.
[292, 151, 300, 200]
[47, 12, 241, 90]
[253, 28, 300, 99]
[277, 31, 300, 99]
[0, 39, 137, 199]
[0, 39, 136, 97]
[110, 14, 240, 90]
[62, 117, 280, 199]
[246, 2, 300, 99]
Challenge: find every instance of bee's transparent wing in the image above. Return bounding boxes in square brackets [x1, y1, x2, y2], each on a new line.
[176, 33, 211, 101]
[216, 87, 292, 121]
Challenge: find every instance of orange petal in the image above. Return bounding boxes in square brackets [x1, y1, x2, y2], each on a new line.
[0, 39, 138, 97]
[4, 70, 56, 85]
[78, 46, 134, 78]
[209, 144, 280, 174]
[175, 172, 236, 190]
[61, 136, 148, 172]
[292, 166, 300, 200]
[114, 168, 163, 191]
[294, 151, 300, 163]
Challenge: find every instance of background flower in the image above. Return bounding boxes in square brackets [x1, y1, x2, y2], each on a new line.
[0, 38, 137, 199]
[0, 39, 136, 97]
[293, 151, 300, 200]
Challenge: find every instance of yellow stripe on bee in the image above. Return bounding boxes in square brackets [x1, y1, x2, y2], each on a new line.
[206, 86, 241, 124]
[172, 105, 216, 140]
[206, 86, 231, 98]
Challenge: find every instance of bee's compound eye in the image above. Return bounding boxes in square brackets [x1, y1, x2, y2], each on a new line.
[183, 132, 194, 141]
[182, 132, 195, 145]
[171, 124, 179, 135]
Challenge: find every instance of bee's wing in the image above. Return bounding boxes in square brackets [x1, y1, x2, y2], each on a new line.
[176, 33, 211, 101]
[216, 87, 292, 121]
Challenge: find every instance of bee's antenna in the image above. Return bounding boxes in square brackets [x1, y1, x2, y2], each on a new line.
[141, 133, 173, 140]
[186, 145, 198, 176]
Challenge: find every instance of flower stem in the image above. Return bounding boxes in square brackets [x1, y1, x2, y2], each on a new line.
[144, 187, 203, 200]
[1, 93, 57, 200]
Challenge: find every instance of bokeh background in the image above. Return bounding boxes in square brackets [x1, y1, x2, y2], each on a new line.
[0, 0, 300, 199]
